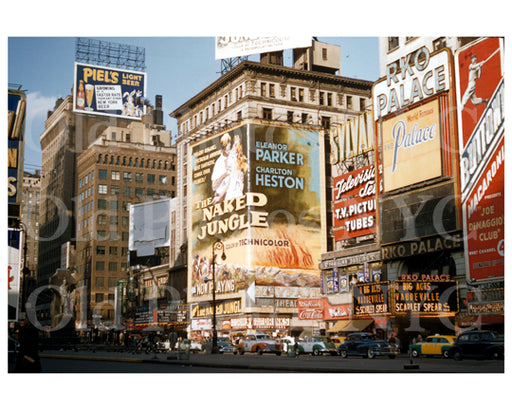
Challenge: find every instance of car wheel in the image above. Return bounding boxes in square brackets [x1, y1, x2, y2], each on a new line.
[276, 352, 281, 356]
[442, 350, 449, 359]
[340, 350, 348, 358]
[312, 348, 320, 356]
[411, 349, 419, 358]
[453, 350, 462, 361]
[257, 347, 263, 355]
[367, 349, 375, 359]
[233, 349, 238, 355]
[388, 355, 396, 359]
[238, 348, 244, 355]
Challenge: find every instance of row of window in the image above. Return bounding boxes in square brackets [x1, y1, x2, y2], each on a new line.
[95, 261, 127, 272]
[79, 170, 95, 188]
[387, 36, 447, 52]
[97, 184, 171, 197]
[97, 154, 175, 170]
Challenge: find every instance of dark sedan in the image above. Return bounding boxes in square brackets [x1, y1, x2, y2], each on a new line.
[338, 333, 399, 359]
[447, 330, 504, 360]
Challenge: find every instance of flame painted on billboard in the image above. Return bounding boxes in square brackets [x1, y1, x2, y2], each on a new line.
[188, 123, 323, 303]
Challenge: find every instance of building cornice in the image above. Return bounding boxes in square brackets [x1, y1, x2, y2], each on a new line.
[169, 61, 374, 119]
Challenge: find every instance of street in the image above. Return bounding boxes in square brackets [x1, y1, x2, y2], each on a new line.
[35, 349, 504, 373]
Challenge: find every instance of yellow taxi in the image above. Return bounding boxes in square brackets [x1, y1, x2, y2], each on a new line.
[330, 336, 346, 349]
[410, 335, 457, 358]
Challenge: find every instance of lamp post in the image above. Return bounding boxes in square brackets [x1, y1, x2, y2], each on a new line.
[211, 239, 226, 354]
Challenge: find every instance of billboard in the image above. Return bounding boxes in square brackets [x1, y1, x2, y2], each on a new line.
[215, 36, 312, 60]
[381, 99, 442, 191]
[188, 123, 323, 303]
[73, 62, 146, 119]
[8, 89, 26, 209]
[129, 198, 171, 257]
[455, 37, 504, 282]
[8, 229, 22, 322]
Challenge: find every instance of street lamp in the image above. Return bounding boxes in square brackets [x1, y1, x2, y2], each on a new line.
[211, 239, 226, 354]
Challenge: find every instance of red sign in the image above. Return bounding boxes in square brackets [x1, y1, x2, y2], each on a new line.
[463, 138, 504, 281]
[456, 37, 505, 282]
[333, 164, 377, 241]
[297, 299, 352, 321]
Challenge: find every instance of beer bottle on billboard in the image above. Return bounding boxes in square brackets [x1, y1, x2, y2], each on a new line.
[76, 80, 85, 110]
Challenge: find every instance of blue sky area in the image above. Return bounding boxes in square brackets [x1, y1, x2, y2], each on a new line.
[8, 36, 380, 173]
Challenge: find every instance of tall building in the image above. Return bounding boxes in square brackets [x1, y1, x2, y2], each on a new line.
[37, 94, 177, 333]
[21, 170, 41, 275]
[170, 40, 373, 338]
[74, 118, 176, 331]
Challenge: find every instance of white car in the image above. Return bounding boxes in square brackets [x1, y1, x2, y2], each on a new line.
[235, 333, 282, 355]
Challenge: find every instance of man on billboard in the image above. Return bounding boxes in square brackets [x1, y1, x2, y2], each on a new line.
[461, 53, 492, 111]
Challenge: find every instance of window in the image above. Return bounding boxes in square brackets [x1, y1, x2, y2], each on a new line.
[287, 111, 294, 123]
[359, 98, 366, 111]
[108, 278, 118, 288]
[290, 87, 297, 101]
[97, 214, 107, 225]
[262, 108, 272, 120]
[123, 172, 132, 182]
[321, 116, 331, 130]
[327, 93, 332, 106]
[298, 88, 304, 102]
[301, 113, 308, 124]
[111, 132, 117, 141]
[319, 92, 325, 105]
[110, 231, 119, 241]
[125, 133, 131, 142]
[95, 293, 104, 302]
[122, 232, 129, 241]
[111, 185, 120, 195]
[237, 111, 242, 121]
[322, 47, 328, 60]
[95, 277, 105, 287]
[135, 188, 144, 197]
[135, 172, 143, 183]
[96, 261, 105, 271]
[111, 171, 120, 180]
[147, 174, 155, 184]
[159, 175, 167, 184]
[98, 184, 107, 194]
[111, 201, 119, 210]
[388, 37, 399, 51]
[109, 246, 118, 256]
[269, 83, 275, 98]
[98, 199, 107, 210]
[122, 216, 129, 226]
[346, 95, 353, 109]
[159, 190, 167, 197]
[147, 188, 155, 197]
[97, 230, 107, 241]
[110, 216, 118, 225]
[122, 202, 130, 212]
[96, 246, 105, 255]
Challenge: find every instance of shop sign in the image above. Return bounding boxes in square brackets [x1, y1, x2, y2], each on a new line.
[319, 251, 381, 270]
[298, 298, 325, 320]
[252, 317, 290, 329]
[381, 233, 463, 260]
[255, 285, 321, 299]
[373, 47, 451, 119]
[455, 37, 504, 283]
[468, 301, 504, 315]
[191, 318, 212, 331]
[393, 281, 458, 314]
[353, 282, 391, 316]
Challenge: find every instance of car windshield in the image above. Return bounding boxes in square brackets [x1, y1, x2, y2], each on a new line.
[256, 335, 271, 340]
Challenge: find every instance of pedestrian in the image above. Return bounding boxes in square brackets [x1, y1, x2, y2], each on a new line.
[14, 317, 42, 373]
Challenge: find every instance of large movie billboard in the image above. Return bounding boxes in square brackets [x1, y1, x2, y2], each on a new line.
[8, 90, 26, 208]
[8, 229, 22, 322]
[73, 62, 146, 119]
[455, 37, 504, 282]
[188, 123, 323, 303]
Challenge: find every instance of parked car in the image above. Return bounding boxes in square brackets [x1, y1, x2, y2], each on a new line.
[175, 339, 202, 352]
[409, 335, 457, 358]
[447, 330, 504, 361]
[202, 338, 236, 354]
[235, 333, 281, 355]
[338, 333, 399, 359]
[330, 336, 346, 350]
[291, 336, 337, 356]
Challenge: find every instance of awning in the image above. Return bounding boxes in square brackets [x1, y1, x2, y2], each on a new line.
[327, 319, 373, 333]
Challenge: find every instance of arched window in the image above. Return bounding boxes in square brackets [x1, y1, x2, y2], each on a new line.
[98, 154, 102, 163]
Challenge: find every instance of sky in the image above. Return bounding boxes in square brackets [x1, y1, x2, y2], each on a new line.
[8, 36, 380, 174]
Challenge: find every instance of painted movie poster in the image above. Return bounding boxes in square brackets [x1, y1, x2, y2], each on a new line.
[188, 123, 323, 303]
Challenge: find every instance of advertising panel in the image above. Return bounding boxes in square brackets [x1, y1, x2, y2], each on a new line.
[333, 164, 377, 240]
[297, 298, 352, 321]
[353, 282, 391, 316]
[73, 62, 146, 120]
[8, 229, 22, 322]
[455, 37, 504, 283]
[129, 198, 171, 257]
[8, 90, 26, 209]
[381, 99, 442, 191]
[392, 281, 458, 314]
[189, 124, 322, 303]
[215, 36, 312, 60]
